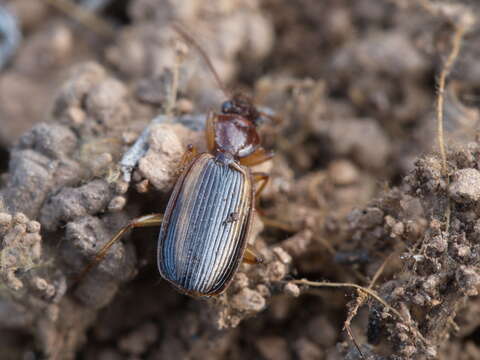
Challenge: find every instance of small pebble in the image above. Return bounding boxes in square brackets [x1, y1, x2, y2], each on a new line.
[63, 106, 85, 125]
[272, 246, 292, 264]
[456, 266, 480, 296]
[13, 212, 28, 225]
[90, 152, 113, 174]
[232, 272, 249, 292]
[176, 98, 194, 113]
[108, 196, 126, 212]
[231, 288, 266, 313]
[391, 221, 405, 237]
[6, 272, 23, 290]
[328, 159, 359, 185]
[0, 212, 12, 226]
[449, 168, 480, 203]
[115, 180, 129, 195]
[267, 261, 288, 281]
[136, 179, 150, 193]
[284, 282, 300, 297]
[26, 220, 41, 233]
[256, 284, 271, 298]
[280, 230, 312, 257]
[122, 131, 139, 145]
[33, 277, 48, 290]
[456, 245, 471, 259]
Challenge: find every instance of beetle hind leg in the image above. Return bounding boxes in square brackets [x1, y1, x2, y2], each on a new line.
[252, 173, 297, 233]
[73, 213, 163, 287]
[243, 244, 264, 264]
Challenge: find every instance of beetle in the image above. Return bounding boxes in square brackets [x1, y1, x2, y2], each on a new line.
[77, 93, 273, 296]
[75, 23, 276, 296]
[79, 24, 274, 296]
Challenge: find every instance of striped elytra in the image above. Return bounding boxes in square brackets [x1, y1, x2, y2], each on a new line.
[157, 153, 253, 296]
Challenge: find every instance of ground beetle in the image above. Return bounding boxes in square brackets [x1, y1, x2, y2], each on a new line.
[78, 94, 273, 296]
[77, 27, 275, 296]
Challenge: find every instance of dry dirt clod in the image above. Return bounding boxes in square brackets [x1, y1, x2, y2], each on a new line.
[107, 196, 127, 212]
[40, 179, 114, 231]
[230, 288, 266, 314]
[284, 282, 300, 297]
[255, 336, 290, 360]
[118, 322, 158, 355]
[449, 168, 480, 203]
[138, 123, 198, 191]
[328, 159, 360, 186]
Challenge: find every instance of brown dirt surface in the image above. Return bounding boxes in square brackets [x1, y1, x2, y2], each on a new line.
[1, 0, 480, 359]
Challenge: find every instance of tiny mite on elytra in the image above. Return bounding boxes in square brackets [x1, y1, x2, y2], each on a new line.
[76, 26, 275, 297]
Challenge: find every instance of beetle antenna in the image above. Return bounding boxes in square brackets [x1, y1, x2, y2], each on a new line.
[171, 22, 231, 99]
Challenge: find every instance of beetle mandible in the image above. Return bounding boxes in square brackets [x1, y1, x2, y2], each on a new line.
[76, 27, 275, 297]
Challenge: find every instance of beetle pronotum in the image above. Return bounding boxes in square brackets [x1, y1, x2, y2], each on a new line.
[76, 25, 274, 296]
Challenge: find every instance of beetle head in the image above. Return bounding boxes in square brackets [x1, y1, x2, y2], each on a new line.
[221, 93, 262, 126]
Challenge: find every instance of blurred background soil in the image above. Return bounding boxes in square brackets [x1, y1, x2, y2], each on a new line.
[1, 0, 480, 359]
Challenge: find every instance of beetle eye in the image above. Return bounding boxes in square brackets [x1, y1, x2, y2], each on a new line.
[221, 101, 234, 114]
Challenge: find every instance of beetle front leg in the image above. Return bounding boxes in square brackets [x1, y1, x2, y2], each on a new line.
[252, 172, 269, 201]
[177, 144, 198, 175]
[243, 244, 264, 264]
[240, 146, 274, 167]
[74, 213, 163, 286]
[205, 111, 216, 153]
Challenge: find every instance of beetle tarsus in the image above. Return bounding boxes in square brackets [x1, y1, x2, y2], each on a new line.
[243, 245, 264, 265]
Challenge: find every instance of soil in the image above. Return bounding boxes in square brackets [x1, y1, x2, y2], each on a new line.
[1, 0, 480, 359]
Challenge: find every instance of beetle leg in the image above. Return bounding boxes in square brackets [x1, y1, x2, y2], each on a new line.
[257, 215, 297, 233]
[252, 174, 298, 233]
[74, 213, 163, 285]
[252, 172, 269, 201]
[177, 144, 198, 174]
[243, 245, 264, 264]
[205, 111, 216, 153]
[239, 146, 274, 167]
[228, 162, 282, 240]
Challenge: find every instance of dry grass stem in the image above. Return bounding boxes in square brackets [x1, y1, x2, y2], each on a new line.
[342, 256, 390, 359]
[418, 1, 475, 231]
[436, 22, 468, 176]
[293, 278, 429, 346]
